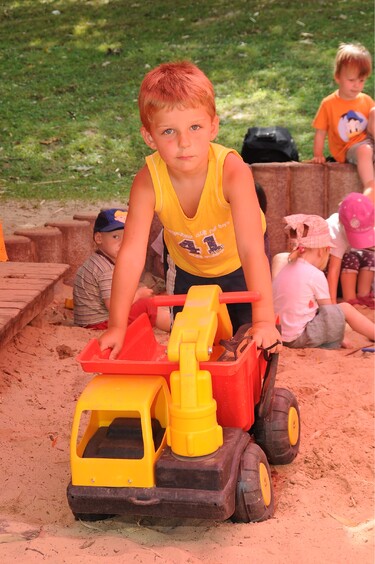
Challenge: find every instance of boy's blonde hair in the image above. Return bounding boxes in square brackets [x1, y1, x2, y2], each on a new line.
[334, 43, 372, 78]
[138, 61, 216, 130]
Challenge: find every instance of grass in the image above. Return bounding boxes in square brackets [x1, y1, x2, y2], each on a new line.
[0, 0, 373, 202]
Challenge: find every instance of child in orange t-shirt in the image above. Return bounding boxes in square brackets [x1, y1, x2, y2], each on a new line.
[312, 43, 374, 202]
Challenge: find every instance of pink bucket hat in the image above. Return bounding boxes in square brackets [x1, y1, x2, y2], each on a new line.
[338, 192, 374, 249]
[284, 214, 336, 249]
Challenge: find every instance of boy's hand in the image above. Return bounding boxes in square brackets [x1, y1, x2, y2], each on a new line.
[134, 286, 153, 301]
[98, 327, 126, 360]
[249, 322, 283, 354]
[311, 155, 326, 164]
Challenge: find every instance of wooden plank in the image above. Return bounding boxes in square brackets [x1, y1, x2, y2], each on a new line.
[0, 312, 16, 320]
[0, 290, 41, 301]
[0, 289, 55, 348]
[1, 262, 68, 277]
[0, 303, 28, 310]
[0, 279, 55, 289]
[0, 262, 70, 349]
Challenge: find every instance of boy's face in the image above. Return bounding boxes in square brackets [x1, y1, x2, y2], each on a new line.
[94, 230, 124, 261]
[335, 65, 367, 100]
[140, 105, 219, 173]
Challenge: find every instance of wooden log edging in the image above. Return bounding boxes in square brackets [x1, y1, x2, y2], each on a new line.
[3, 162, 362, 279]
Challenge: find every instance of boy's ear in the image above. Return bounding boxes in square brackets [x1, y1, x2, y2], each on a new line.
[140, 127, 157, 149]
[210, 115, 220, 141]
[94, 232, 102, 245]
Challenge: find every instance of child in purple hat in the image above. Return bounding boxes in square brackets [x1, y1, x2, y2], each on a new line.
[326, 192, 374, 309]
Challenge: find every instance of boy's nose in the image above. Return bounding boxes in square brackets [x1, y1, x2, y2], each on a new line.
[178, 132, 191, 148]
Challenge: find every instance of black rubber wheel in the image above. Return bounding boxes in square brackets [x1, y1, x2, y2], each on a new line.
[73, 513, 115, 522]
[232, 441, 274, 523]
[253, 387, 300, 465]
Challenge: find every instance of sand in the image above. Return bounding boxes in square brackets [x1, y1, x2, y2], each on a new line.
[0, 200, 374, 563]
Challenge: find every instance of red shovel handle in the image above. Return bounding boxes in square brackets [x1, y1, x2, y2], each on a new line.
[151, 290, 261, 307]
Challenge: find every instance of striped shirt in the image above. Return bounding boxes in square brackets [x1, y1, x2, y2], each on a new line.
[73, 251, 114, 327]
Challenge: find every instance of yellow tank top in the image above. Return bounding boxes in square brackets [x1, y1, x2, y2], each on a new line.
[146, 143, 265, 277]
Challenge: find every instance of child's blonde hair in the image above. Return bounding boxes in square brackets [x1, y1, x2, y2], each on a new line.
[334, 43, 372, 78]
[138, 61, 217, 130]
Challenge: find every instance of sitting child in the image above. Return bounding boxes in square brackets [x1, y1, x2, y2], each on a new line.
[312, 42, 374, 201]
[73, 208, 170, 332]
[326, 192, 374, 309]
[272, 213, 375, 349]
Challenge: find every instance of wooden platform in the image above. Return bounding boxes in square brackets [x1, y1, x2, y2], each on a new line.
[0, 262, 70, 349]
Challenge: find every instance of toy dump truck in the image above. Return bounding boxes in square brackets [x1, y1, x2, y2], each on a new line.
[67, 285, 300, 523]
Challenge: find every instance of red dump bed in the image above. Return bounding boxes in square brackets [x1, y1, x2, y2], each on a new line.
[77, 313, 266, 431]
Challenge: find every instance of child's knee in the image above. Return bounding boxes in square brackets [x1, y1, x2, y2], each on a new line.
[356, 142, 374, 163]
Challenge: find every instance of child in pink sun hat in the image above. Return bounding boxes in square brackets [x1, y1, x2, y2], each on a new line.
[326, 192, 374, 309]
[273, 213, 375, 349]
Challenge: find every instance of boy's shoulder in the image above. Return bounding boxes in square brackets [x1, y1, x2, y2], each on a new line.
[358, 92, 375, 105]
[319, 90, 339, 104]
[79, 251, 114, 272]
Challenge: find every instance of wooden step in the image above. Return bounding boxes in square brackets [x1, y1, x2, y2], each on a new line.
[0, 262, 70, 348]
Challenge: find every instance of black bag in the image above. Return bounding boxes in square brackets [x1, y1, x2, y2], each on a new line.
[241, 126, 299, 164]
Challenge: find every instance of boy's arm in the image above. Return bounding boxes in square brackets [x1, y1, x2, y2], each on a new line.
[223, 154, 282, 353]
[312, 129, 327, 163]
[104, 285, 153, 314]
[326, 255, 342, 303]
[99, 166, 156, 358]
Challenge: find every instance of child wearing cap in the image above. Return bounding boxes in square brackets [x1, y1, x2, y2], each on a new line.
[273, 214, 375, 348]
[73, 209, 170, 332]
[326, 192, 374, 309]
[311, 43, 375, 200]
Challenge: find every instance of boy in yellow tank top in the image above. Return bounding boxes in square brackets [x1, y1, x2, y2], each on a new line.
[99, 61, 282, 358]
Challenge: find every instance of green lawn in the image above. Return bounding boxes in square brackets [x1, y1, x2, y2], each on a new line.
[0, 0, 373, 201]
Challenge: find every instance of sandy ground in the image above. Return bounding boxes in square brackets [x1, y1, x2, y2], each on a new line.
[1, 199, 128, 235]
[0, 200, 374, 563]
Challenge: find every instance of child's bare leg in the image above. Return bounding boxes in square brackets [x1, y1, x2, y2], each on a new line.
[338, 302, 375, 341]
[340, 271, 359, 302]
[156, 307, 171, 332]
[363, 183, 375, 204]
[367, 107, 375, 139]
[357, 269, 374, 297]
[356, 108, 375, 202]
[356, 144, 374, 191]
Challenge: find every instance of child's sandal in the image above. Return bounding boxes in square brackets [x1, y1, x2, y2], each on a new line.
[357, 295, 375, 310]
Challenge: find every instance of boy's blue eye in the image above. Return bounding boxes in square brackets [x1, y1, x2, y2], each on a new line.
[191, 124, 200, 130]
[162, 128, 174, 135]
